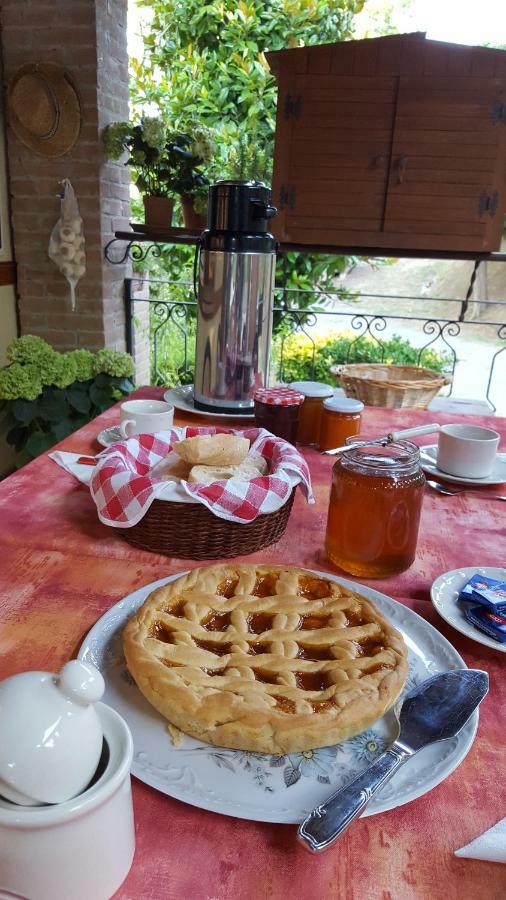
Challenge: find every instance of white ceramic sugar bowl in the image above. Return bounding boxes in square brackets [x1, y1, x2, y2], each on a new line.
[0, 660, 105, 805]
[0, 661, 135, 900]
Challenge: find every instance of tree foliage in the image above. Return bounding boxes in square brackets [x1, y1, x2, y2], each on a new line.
[132, 0, 364, 180]
[131, 0, 366, 296]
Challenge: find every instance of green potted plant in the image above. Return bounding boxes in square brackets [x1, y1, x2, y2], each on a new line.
[102, 118, 216, 229]
[0, 335, 135, 466]
[165, 124, 216, 228]
[102, 117, 175, 227]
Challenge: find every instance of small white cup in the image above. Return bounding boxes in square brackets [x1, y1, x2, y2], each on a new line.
[119, 399, 174, 437]
[437, 423, 500, 479]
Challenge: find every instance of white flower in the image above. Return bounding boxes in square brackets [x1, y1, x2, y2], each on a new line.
[288, 746, 338, 778]
[347, 730, 385, 763]
[141, 116, 166, 150]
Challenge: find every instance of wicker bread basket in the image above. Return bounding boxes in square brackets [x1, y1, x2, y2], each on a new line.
[330, 363, 451, 409]
[120, 490, 295, 559]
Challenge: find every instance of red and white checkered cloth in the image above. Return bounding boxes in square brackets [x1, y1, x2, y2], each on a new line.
[90, 426, 314, 528]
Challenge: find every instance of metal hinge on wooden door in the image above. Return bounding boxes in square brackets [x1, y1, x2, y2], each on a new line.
[284, 93, 302, 120]
[278, 185, 296, 210]
[478, 191, 499, 217]
[491, 99, 506, 124]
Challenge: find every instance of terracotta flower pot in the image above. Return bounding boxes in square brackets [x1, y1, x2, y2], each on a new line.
[180, 194, 207, 230]
[143, 195, 175, 228]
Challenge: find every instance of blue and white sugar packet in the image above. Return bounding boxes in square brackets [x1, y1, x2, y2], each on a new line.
[465, 605, 506, 644]
[458, 574, 506, 614]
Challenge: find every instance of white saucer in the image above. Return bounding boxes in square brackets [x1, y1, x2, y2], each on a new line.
[419, 444, 506, 486]
[431, 566, 506, 653]
[97, 426, 124, 448]
[164, 385, 255, 420]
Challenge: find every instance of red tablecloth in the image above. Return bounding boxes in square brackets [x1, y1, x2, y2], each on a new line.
[0, 387, 505, 899]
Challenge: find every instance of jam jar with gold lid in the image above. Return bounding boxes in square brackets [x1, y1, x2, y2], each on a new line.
[325, 439, 425, 578]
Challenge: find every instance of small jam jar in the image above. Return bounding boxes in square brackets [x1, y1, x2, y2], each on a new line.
[289, 381, 334, 445]
[319, 397, 364, 451]
[325, 439, 426, 578]
[253, 387, 305, 443]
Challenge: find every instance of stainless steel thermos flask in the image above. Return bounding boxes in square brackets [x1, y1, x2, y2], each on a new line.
[194, 180, 277, 414]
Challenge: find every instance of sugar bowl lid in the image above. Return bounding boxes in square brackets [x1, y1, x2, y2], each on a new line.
[0, 660, 105, 806]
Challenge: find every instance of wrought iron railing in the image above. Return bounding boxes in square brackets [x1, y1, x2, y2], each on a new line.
[124, 275, 506, 412]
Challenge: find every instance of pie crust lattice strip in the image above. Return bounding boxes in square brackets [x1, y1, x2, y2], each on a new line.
[123, 565, 409, 754]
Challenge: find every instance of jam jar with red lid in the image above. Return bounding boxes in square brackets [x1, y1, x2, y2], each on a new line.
[253, 387, 305, 443]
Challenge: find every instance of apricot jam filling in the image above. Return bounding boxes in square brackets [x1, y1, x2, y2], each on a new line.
[295, 671, 328, 692]
[202, 611, 231, 631]
[248, 613, 273, 634]
[194, 638, 231, 656]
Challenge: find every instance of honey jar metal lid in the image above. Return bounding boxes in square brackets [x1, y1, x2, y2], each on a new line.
[323, 396, 364, 413]
[288, 381, 334, 398]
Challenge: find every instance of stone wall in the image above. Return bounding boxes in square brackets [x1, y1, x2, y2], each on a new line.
[0, 0, 130, 352]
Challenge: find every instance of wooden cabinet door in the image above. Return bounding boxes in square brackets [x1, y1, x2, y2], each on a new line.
[272, 75, 397, 244]
[383, 76, 506, 251]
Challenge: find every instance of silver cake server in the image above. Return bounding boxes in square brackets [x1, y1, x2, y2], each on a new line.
[297, 669, 488, 853]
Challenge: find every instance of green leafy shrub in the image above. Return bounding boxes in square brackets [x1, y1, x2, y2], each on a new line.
[150, 317, 196, 387]
[131, 0, 366, 292]
[0, 336, 135, 466]
[272, 330, 452, 384]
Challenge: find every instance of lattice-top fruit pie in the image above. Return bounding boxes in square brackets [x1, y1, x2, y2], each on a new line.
[123, 564, 408, 754]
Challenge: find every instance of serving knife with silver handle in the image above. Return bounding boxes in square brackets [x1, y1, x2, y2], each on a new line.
[323, 423, 440, 456]
[297, 669, 488, 853]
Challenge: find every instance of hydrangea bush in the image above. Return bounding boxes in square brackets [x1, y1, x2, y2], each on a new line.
[0, 336, 135, 465]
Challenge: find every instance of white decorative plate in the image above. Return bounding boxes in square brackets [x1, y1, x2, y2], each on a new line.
[431, 566, 506, 653]
[164, 385, 255, 420]
[79, 570, 477, 824]
[97, 425, 124, 448]
[419, 444, 506, 486]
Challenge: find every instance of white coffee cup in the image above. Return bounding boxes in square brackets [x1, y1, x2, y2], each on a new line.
[119, 399, 174, 437]
[437, 423, 500, 479]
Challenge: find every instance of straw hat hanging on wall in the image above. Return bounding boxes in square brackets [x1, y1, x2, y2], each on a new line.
[7, 63, 81, 157]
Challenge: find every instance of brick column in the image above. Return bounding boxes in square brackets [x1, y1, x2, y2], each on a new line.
[0, 0, 130, 352]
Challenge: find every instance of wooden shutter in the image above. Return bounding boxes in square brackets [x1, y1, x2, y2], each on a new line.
[272, 75, 397, 244]
[383, 76, 506, 251]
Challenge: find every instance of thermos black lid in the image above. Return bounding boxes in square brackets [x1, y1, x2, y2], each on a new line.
[202, 180, 277, 253]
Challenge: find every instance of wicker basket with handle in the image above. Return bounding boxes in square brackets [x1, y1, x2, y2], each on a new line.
[330, 363, 451, 410]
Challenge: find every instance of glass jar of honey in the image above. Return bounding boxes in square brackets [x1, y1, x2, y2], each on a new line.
[289, 381, 334, 445]
[319, 397, 364, 451]
[325, 440, 425, 578]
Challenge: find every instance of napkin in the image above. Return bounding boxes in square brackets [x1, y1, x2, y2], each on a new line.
[49, 451, 98, 486]
[89, 426, 314, 528]
[50, 427, 314, 528]
[455, 817, 506, 863]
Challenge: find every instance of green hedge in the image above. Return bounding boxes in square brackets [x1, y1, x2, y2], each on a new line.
[271, 330, 452, 384]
